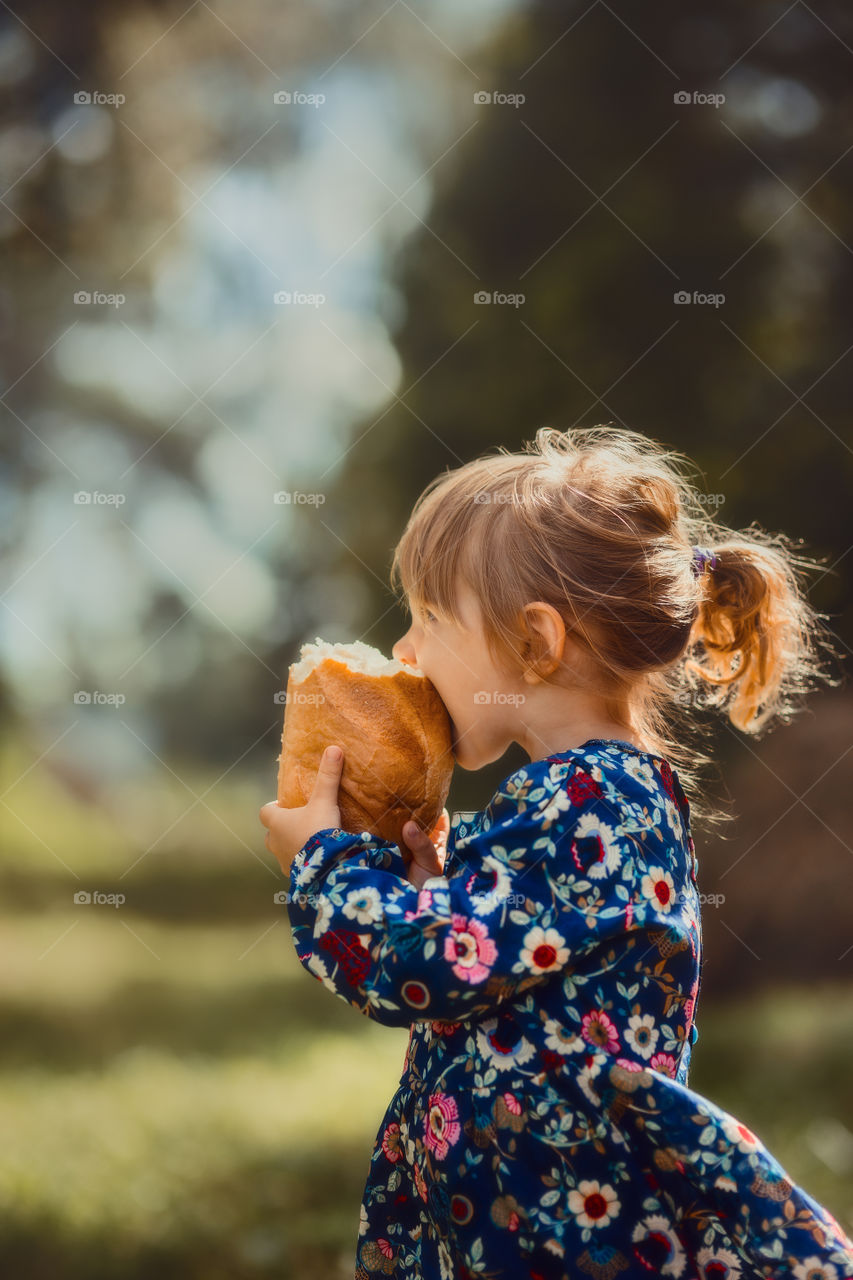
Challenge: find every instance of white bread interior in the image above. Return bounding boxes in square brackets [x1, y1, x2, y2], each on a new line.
[290, 637, 424, 683]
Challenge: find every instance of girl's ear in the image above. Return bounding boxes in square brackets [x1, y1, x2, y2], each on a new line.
[519, 602, 568, 680]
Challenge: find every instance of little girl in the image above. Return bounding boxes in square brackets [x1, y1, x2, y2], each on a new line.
[260, 426, 853, 1279]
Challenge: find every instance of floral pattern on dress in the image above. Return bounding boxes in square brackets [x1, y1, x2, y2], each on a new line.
[284, 739, 853, 1279]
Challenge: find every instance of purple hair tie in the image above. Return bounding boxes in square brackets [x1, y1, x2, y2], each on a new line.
[691, 545, 718, 577]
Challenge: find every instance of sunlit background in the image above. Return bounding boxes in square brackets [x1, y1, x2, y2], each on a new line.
[2, 1, 853, 1275]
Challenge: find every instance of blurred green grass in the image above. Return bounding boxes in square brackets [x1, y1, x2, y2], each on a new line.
[2, 738, 852, 1277]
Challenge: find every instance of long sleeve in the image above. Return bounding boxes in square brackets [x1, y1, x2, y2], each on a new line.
[283, 755, 645, 1027]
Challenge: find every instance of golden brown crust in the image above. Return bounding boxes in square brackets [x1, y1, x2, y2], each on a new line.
[277, 655, 455, 852]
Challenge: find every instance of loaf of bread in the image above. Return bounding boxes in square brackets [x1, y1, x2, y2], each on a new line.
[277, 638, 455, 851]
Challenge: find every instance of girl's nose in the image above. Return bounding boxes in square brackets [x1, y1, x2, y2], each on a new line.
[393, 634, 417, 666]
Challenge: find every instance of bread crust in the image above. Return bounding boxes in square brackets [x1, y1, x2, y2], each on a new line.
[277, 650, 455, 852]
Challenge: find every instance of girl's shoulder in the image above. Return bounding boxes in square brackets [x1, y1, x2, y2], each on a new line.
[451, 737, 693, 853]
[497, 737, 678, 801]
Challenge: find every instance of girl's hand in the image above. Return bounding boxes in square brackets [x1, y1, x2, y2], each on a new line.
[260, 745, 344, 875]
[402, 808, 450, 891]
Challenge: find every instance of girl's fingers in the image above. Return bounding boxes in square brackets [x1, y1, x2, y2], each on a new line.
[404, 853, 443, 889]
[402, 820, 443, 885]
[259, 803, 274, 828]
[427, 809, 450, 847]
[406, 863, 432, 891]
[403, 821, 435, 857]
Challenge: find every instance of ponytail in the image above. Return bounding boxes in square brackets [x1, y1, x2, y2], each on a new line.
[681, 525, 841, 735]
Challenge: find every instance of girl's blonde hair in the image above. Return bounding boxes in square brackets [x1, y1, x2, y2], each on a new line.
[389, 425, 842, 829]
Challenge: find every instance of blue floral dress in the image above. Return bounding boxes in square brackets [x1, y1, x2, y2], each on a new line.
[284, 739, 853, 1279]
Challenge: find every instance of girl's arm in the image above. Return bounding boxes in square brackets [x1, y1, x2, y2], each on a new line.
[283, 757, 638, 1027]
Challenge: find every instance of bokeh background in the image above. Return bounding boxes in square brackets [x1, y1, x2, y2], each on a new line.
[2, 1, 853, 1275]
